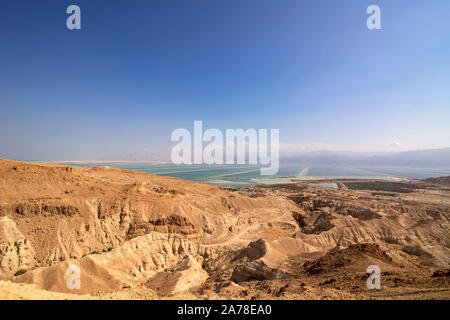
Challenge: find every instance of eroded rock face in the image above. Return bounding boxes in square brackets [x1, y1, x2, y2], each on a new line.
[14, 232, 200, 294]
[240, 239, 267, 260]
[0, 159, 301, 296]
[302, 243, 393, 276]
[204, 239, 291, 283]
[0, 159, 293, 270]
[231, 261, 290, 283]
[301, 212, 335, 235]
[145, 255, 207, 296]
[127, 214, 197, 239]
[336, 206, 381, 220]
[291, 211, 335, 235]
[0, 217, 36, 275]
[1, 203, 80, 217]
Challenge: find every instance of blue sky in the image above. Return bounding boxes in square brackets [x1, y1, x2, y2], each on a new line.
[0, 0, 449, 161]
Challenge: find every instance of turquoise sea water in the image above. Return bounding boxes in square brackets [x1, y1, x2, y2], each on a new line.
[62, 162, 450, 188]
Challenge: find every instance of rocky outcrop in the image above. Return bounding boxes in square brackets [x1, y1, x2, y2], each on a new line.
[14, 232, 200, 294]
[145, 255, 207, 296]
[204, 239, 291, 283]
[300, 212, 335, 235]
[231, 260, 290, 282]
[0, 217, 36, 275]
[303, 243, 393, 276]
[336, 205, 381, 220]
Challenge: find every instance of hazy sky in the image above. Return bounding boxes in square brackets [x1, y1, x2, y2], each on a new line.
[1, 0, 449, 161]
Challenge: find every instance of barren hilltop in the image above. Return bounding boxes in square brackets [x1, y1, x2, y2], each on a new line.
[0, 159, 449, 299]
[423, 176, 450, 186]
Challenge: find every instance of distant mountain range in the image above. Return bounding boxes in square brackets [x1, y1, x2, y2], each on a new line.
[282, 148, 450, 167]
[355, 148, 450, 167]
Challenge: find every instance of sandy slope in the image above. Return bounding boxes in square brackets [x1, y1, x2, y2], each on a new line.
[0, 280, 94, 300]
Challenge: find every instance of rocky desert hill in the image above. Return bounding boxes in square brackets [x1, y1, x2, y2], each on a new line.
[423, 176, 450, 186]
[0, 159, 449, 299]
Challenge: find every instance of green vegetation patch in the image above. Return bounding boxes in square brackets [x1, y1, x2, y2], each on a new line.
[14, 269, 27, 276]
[344, 181, 417, 193]
[372, 192, 397, 197]
[255, 183, 308, 192]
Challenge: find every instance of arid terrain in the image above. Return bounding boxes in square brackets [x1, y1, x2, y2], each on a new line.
[0, 159, 449, 300]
